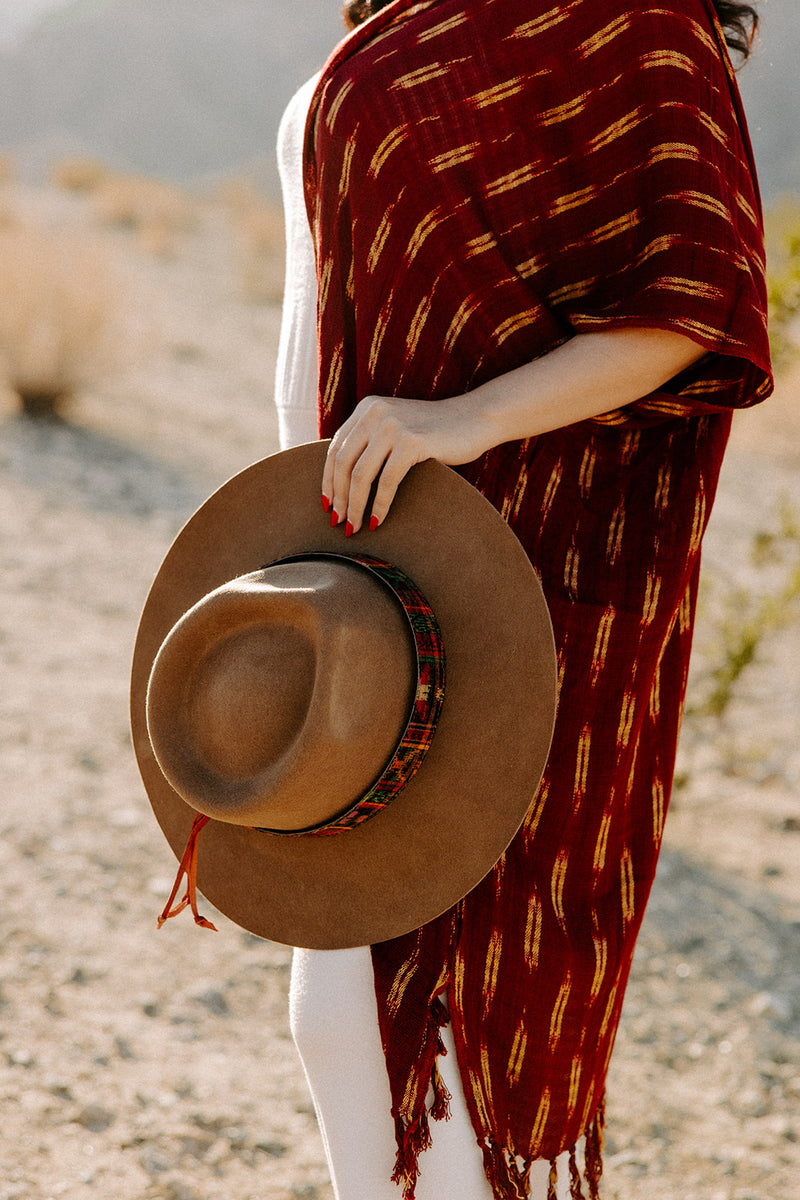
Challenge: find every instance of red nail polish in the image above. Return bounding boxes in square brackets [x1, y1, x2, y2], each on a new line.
[345, 520, 354, 538]
[331, 509, 339, 527]
[321, 494, 330, 513]
[369, 515, 380, 532]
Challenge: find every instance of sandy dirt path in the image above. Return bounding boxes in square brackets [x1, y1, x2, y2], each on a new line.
[0, 184, 798, 1200]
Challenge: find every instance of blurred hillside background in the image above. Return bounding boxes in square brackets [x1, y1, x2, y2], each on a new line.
[0, 0, 344, 192]
[0, 0, 797, 196]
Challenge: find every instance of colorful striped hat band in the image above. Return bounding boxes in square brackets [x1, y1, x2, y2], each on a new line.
[158, 552, 446, 930]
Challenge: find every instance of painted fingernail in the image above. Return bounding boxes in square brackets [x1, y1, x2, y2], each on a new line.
[345, 521, 354, 538]
[330, 509, 339, 527]
[321, 493, 330, 513]
[369, 515, 380, 532]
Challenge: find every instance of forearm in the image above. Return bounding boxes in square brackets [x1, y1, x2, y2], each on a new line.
[324, 325, 707, 533]
[454, 326, 706, 452]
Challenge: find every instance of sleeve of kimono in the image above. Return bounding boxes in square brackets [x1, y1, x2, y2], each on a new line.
[274, 75, 321, 451]
[550, 0, 773, 422]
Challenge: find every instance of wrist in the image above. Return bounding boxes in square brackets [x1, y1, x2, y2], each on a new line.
[461, 375, 525, 451]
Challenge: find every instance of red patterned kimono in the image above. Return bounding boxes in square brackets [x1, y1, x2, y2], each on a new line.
[303, 1, 772, 1196]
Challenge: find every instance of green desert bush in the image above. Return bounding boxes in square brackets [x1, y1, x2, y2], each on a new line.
[764, 197, 800, 372]
[689, 499, 800, 720]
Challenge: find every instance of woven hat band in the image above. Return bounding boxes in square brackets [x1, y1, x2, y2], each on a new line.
[253, 551, 446, 837]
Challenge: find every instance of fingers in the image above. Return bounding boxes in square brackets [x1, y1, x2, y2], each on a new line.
[368, 446, 414, 529]
[320, 415, 356, 517]
[322, 409, 382, 532]
[336, 431, 393, 533]
[322, 396, 424, 535]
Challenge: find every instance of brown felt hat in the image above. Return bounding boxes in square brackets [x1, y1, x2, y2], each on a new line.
[130, 442, 556, 949]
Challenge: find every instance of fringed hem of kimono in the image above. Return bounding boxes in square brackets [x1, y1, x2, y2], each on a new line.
[393, 1110, 606, 1200]
[304, 0, 772, 1194]
[388, 996, 607, 1200]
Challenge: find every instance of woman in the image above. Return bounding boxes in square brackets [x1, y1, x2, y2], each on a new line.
[275, 1, 772, 1197]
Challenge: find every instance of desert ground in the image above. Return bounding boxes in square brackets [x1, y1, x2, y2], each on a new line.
[0, 175, 798, 1200]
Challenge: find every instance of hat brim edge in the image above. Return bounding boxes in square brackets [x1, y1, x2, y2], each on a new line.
[131, 442, 556, 948]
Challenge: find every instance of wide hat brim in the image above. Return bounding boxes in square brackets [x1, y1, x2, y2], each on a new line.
[131, 442, 556, 949]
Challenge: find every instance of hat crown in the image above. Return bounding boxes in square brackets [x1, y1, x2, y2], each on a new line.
[191, 621, 315, 780]
[146, 559, 416, 830]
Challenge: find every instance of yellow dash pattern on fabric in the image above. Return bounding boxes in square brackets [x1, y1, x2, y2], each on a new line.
[540, 92, 592, 127]
[524, 780, 550, 842]
[578, 444, 597, 496]
[530, 1087, 552, 1153]
[642, 572, 662, 625]
[541, 460, 563, 521]
[368, 126, 410, 179]
[616, 691, 636, 749]
[368, 207, 396, 274]
[484, 162, 545, 200]
[590, 608, 615, 685]
[649, 662, 662, 720]
[652, 776, 666, 841]
[587, 108, 645, 155]
[550, 184, 598, 216]
[620, 848, 636, 926]
[387, 948, 421, 1018]
[417, 11, 469, 42]
[465, 232, 498, 258]
[470, 77, 526, 109]
[512, 3, 576, 41]
[431, 142, 481, 173]
[392, 62, 452, 90]
[324, 77, 354, 133]
[606, 502, 626, 566]
[574, 725, 592, 803]
[523, 890, 543, 971]
[320, 341, 343, 419]
[592, 810, 612, 874]
[640, 48, 698, 73]
[678, 581, 694, 635]
[507, 1019, 529, 1087]
[551, 850, 569, 933]
[482, 929, 504, 1006]
[578, 12, 634, 58]
[548, 973, 573, 1050]
[590, 930, 609, 1002]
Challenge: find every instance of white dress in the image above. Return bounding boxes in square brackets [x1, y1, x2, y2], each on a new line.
[273, 77, 566, 1200]
[274, 73, 321, 452]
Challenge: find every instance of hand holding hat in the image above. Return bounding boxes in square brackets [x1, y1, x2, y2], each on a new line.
[131, 442, 556, 949]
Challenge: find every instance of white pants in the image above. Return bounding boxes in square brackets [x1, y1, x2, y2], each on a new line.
[289, 947, 570, 1200]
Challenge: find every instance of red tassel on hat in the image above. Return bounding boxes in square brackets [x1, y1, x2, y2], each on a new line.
[157, 814, 218, 931]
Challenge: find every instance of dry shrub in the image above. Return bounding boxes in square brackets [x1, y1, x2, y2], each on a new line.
[0, 224, 124, 417]
[94, 173, 197, 257]
[0, 155, 15, 228]
[51, 155, 111, 194]
[220, 177, 285, 302]
[0, 198, 16, 232]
